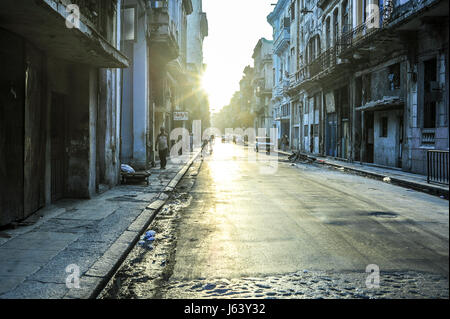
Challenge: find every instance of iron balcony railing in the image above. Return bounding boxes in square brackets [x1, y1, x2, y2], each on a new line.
[308, 46, 337, 78]
[273, 27, 290, 54]
[337, 6, 390, 52]
[293, 46, 337, 85]
[427, 150, 449, 185]
[70, 0, 117, 39]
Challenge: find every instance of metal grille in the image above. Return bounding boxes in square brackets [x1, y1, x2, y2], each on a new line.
[427, 150, 449, 185]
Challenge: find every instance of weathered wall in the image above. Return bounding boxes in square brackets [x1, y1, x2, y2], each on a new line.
[44, 57, 71, 205]
[65, 65, 94, 198]
[373, 110, 402, 167]
[408, 25, 449, 175]
[121, 41, 134, 164]
[0, 29, 25, 225]
[98, 68, 120, 188]
[132, 10, 149, 169]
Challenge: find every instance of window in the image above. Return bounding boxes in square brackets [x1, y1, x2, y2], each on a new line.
[388, 63, 401, 90]
[380, 117, 388, 137]
[333, 9, 339, 45]
[123, 6, 137, 41]
[342, 1, 349, 33]
[325, 17, 331, 49]
[290, 1, 296, 21]
[423, 58, 437, 129]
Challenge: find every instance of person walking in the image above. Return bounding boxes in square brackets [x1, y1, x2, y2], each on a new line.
[156, 127, 169, 169]
[281, 134, 290, 152]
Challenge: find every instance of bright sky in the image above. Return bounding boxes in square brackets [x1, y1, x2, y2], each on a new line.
[201, 0, 275, 113]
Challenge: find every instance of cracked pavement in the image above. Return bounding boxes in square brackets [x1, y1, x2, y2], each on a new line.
[100, 143, 449, 299]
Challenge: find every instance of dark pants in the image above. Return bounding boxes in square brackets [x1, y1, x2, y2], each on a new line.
[159, 148, 168, 168]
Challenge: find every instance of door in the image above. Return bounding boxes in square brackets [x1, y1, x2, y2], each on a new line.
[326, 113, 337, 157]
[24, 43, 46, 217]
[0, 30, 25, 225]
[342, 120, 349, 159]
[397, 115, 403, 168]
[51, 93, 68, 202]
[365, 112, 374, 163]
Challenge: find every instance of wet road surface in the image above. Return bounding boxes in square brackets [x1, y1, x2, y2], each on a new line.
[100, 143, 449, 299]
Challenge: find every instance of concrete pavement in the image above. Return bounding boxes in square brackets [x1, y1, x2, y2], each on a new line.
[0, 148, 202, 299]
[277, 149, 449, 199]
[101, 142, 449, 299]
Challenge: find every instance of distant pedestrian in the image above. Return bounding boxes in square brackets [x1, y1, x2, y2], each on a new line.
[177, 135, 183, 156]
[156, 127, 168, 169]
[281, 134, 289, 152]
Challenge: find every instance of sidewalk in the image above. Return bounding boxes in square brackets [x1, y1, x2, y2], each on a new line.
[277, 150, 449, 199]
[0, 149, 202, 299]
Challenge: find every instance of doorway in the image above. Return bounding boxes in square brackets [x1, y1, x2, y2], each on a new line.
[0, 29, 24, 225]
[50, 93, 68, 202]
[326, 112, 337, 157]
[364, 112, 374, 163]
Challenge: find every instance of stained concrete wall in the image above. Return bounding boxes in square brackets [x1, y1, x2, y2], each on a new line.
[121, 41, 134, 164]
[120, 2, 149, 170]
[65, 65, 97, 198]
[45, 58, 71, 205]
[373, 110, 402, 168]
[187, 0, 204, 67]
[407, 27, 449, 175]
[97, 68, 121, 188]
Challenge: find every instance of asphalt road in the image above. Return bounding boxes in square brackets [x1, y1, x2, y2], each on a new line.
[101, 142, 449, 299]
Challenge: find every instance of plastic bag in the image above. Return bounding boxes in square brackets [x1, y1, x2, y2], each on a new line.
[121, 164, 135, 173]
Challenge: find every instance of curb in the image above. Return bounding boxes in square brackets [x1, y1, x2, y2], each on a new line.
[275, 150, 448, 199]
[64, 149, 203, 299]
[317, 160, 449, 199]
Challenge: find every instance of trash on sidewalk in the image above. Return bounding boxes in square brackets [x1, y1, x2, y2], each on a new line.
[120, 163, 151, 185]
[139, 231, 156, 250]
[121, 164, 135, 173]
[383, 177, 392, 183]
[138, 240, 154, 250]
[145, 230, 156, 237]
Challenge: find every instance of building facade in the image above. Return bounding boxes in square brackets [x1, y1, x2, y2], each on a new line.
[268, 0, 293, 146]
[185, 0, 210, 133]
[269, 0, 448, 175]
[0, 0, 128, 226]
[120, 0, 198, 169]
[251, 38, 274, 134]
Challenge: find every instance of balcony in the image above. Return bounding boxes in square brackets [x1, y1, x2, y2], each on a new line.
[273, 27, 290, 55]
[289, 46, 344, 93]
[337, 2, 402, 60]
[254, 79, 272, 97]
[309, 47, 337, 78]
[282, 79, 290, 94]
[149, 6, 179, 62]
[0, 0, 128, 68]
